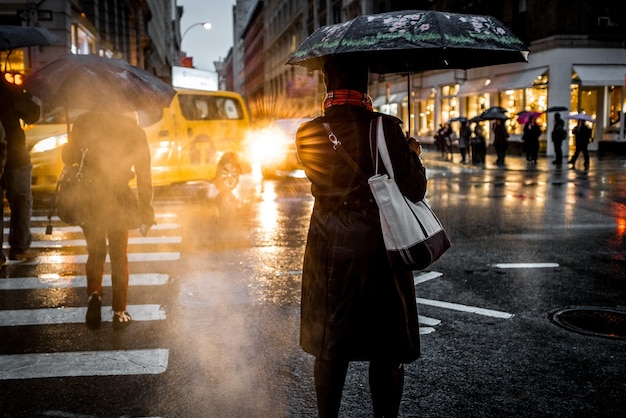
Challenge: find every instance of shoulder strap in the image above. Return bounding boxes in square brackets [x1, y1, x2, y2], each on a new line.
[322, 122, 370, 180]
[373, 116, 394, 179]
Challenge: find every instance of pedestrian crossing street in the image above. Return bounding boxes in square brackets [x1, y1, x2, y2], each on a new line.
[0, 211, 181, 381]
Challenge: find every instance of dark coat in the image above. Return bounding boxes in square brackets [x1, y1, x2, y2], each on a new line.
[296, 106, 427, 363]
[62, 112, 155, 229]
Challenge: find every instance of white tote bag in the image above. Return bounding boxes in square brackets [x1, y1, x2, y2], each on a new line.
[368, 117, 450, 270]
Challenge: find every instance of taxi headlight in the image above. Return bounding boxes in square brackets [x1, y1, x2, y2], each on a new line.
[32, 134, 68, 153]
[245, 127, 290, 165]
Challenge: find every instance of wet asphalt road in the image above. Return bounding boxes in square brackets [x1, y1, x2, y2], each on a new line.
[0, 149, 624, 417]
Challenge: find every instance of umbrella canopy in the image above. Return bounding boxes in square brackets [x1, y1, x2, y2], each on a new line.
[449, 116, 468, 123]
[287, 10, 529, 73]
[480, 107, 509, 120]
[24, 54, 176, 112]
[469, 116, 484, 124]
[545, 106, 568, 112]
[0, 25, 61, 51]
[516, 110, 542, 124]
[565, 113, 595, 123]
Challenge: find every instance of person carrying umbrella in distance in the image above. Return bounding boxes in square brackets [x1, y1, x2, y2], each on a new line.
[26, 54, 174, 329]
[568, 116, 594, 170]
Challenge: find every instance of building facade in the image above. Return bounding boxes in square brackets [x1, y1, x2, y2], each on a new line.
[231, 0, 626, 153]
[0, 0, 180, 84]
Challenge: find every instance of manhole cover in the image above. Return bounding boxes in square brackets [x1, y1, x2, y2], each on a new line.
[551, 307, 626, 340]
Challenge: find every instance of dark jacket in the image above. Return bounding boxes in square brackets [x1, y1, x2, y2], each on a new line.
[0, 76, 40, 171]
[296, 105, 427, 363]
[62, 112, 155, 229]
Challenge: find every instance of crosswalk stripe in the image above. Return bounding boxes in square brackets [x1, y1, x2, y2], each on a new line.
[491, 262, 559, 269]
[0, 348, 169, 380]
[418, 315, 442, 326]
[32, 213, 178, 222]
[13, 252, 180, 265]
[6, 223, 180, 234]
[414, 271, 443, 285]
[0, 273, 169, 290]
[13, 236, 182, 249]
[0, 304, 166, 327]
[418, 297, 513, 319]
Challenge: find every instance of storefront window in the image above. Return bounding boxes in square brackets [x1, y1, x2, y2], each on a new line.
[416, 94, 436, 137]
[71, 24, 97, 55]
[440, 84, 460, 123]
[463, 93, 490, 120]
[606, 86, 625, 134]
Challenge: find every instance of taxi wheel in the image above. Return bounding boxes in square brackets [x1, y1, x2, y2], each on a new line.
[214, 159, 240, 191]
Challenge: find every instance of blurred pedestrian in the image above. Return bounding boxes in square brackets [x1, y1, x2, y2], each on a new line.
[295, 55, 427, 418]
[569, 119, 592, 170]
[458, 120, 471, 164]
[0, 73, 41, 265]
[522, 117, 541, 164]
[63, 111, 155, 330]
[551, 113, 567, 165]
[471, 124, 487, 166]
[492, 118, 509, 166]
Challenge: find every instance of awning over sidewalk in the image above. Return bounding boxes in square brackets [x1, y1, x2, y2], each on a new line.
[483, 67, 548, 92]
[573, 65, 626, 86]
[457, 78, 490, 96]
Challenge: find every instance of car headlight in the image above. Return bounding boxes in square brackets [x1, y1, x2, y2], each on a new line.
[245, 127, 291, 165]
[32, 133, 68, 153]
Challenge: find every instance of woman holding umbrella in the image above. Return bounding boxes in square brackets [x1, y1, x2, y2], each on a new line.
[63, 111, 155, 330]
[296, 56, 427, 418]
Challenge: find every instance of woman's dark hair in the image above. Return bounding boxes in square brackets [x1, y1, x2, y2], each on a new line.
[322, 55, 369, 93]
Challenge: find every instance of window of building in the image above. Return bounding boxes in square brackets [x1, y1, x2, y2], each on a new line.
[440, 84, 460, 123]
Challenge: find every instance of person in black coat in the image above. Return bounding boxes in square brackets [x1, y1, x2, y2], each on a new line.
[569, 119, 592, 169]
[551, 112, 567, 165]
[296, 55, 427, 418]
[522, 117, 541, 164]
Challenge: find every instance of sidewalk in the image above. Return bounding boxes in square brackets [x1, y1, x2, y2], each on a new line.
[420, 148, 626, 174]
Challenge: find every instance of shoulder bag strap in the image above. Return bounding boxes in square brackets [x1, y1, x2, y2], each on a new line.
[322, 122, 370, 181]
[373, 116, 395, 179]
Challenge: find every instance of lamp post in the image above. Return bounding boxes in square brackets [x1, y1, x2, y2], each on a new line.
[180, 21, 212, 47]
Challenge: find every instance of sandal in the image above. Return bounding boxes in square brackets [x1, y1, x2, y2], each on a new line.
[85, 292, 102, 330]
[112, 311, 132, 330]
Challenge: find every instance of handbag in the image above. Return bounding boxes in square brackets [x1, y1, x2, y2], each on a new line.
[324, 116, 450, 270]
[49, 147, 93, 227]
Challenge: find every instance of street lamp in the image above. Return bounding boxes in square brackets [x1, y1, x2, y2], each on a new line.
[180, 21, 212, 46]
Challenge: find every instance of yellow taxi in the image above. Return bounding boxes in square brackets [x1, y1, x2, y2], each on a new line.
[27, 89, 252, 198]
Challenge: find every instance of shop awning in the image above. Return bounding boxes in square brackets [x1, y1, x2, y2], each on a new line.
[573, 65, 626, 86]
[483, 67, 548, 92]
[392, 92, 408, 103]
[373, 94, 396, 107]
[457, 78, 490, 96]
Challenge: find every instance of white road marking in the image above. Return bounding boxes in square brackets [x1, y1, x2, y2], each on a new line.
[417, 297, 513, 319]
[491, 263, 559, 269]
[418, 315, 441, 326]
[419, 327, 436, 335]
[0, 273, 169, 290]
[13, 252, 180, 265]
[22, 236, 182, 248]
[414, 271, 443, 285]
[0, 348, 169, 380]
[32, 213, 178, 222]
[7, 223, 180, 235]
[0, 304, 166, 327]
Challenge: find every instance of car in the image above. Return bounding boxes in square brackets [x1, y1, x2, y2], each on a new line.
[27, 89, 252, 201]
[247, 118, 307, 178]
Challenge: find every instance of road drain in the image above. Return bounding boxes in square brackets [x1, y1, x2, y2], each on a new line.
[551, 307, 626, 340]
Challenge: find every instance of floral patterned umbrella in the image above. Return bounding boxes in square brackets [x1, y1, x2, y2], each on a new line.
[287, 10, 529, 73]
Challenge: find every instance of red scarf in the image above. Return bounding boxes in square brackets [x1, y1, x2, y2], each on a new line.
[323, 89, 373, 111]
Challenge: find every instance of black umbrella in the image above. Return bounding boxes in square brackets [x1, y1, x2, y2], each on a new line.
[545, 106, 568, 112]
[287, 10, 529, 73]
[480, 107, 509, 120]
[0, 25, 61, 51]
[449, 116, 468, 123]
[25, 54, 176, 112]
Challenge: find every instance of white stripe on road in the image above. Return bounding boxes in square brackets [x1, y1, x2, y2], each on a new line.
[417, 297, 513, 319]
[419, 327, 436, 335]
[418, 315, 441, 327]
[414, 271, 443, 285]
[7, 223, 180, 235]
[22, 236, 182, 248]
[14, 252, 180, 265]
[0, 273, 169, 290]
[32, 213, 178, 222]
[0, 304, 166, 327]
[0, 348, 169, 380]
[491, 263, 559, 269]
